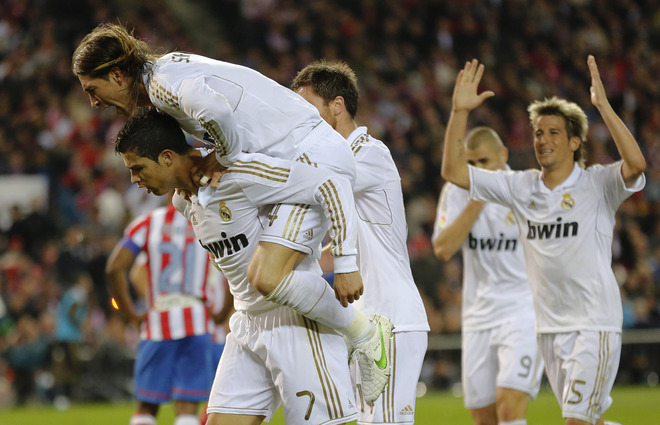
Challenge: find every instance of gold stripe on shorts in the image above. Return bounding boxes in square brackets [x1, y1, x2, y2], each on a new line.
[587, 331, 610, 418]
[381, 333, 396, 421]
[303, 317, 344, 420]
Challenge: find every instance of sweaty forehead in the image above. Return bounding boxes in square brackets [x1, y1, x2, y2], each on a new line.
[121, 151, 148, 168]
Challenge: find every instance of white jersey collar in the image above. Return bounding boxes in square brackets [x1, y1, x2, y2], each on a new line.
[347, 126, 368, 143]
[142, 61, 154, 92]
[536, 162, 582, 193]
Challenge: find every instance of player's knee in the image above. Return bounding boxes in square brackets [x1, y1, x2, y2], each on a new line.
[247, 261, 279, 295]
[495, 395, 527, 422]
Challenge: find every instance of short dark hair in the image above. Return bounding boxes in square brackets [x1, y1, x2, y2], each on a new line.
[115, 108, 191, 161]
[291, 60, 359, 118]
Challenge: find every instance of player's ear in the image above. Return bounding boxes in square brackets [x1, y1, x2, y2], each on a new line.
[500, 146, 509, 164]
[159, 150, 174, 167]
[332, 96, 345, 115]
[569, 136, 581, 152]
[110, 67, 124, 84]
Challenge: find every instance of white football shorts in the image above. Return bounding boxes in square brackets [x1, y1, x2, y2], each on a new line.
[207, 306, 358, 425]
[538, 330, 621, 424]
[351, 331, 428, 424]
[462, 319, 544, 409]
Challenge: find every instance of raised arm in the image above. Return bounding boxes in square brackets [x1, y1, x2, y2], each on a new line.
[588, 55, 646, 186]
[441, 60, 495, 189]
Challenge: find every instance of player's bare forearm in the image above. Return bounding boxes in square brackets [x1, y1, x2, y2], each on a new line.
[441, 60, 494, 189]
[333, 271, 364, 308]
[441, 109, 471, 189]
[433, 201, 484, 261]
[588, 55, 645, 183]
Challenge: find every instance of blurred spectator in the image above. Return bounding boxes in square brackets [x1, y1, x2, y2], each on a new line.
[0, 0, 659, 402]
[52, 272, 92, 402]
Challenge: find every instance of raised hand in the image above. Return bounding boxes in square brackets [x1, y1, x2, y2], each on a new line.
[452, 59, 495, 113]
[588, 55, 610, 110]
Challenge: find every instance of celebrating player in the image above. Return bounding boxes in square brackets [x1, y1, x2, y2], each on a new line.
[291, 60, 430, 423]
[72, 22, 392, 397]
[440, 57, 645, 425]
[433, 126, 543, 425]
[115, 109, 395, 421]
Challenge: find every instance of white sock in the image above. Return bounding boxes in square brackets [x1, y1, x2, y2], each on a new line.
[499, 420, 527, 425]
[266, 270, 374, 345]
[174, 414, 201, 425]
[130, 414, 156, 425]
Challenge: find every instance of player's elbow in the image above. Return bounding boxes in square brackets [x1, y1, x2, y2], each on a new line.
[630, 157, 646, 177]
[432, 240, 453, 262]
[441, 163, 469, 190]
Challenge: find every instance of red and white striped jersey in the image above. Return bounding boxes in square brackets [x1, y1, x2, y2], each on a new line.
[123, 205, 216, 341]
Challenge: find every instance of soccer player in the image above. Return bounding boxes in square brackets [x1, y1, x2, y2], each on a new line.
[440, 57, 645, 425]
[71, 22, 364, 313]
[432, 126, 543, 425]
[106, 201, 230, 425]
[115, 109, 393, 418]
[291, 61, 430, 423]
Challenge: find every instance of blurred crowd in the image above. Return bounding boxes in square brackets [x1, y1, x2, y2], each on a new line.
[1, 0, 659, 407]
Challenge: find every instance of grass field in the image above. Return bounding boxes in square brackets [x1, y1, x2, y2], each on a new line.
[0, 386, 658, 425]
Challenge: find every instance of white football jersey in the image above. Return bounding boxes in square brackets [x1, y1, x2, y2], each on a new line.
[434, 180, 535, 331]
[173, 152, 356, 313]
[146, 53, 323, 166]
[469, 161, 645, 332]
[347, 127, 429, 333]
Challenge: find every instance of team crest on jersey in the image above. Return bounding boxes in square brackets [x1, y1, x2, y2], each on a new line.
[505, 210, 516, 225]
[561, 193, 575, 210]
[218, 201, 231, 222]
[190, 212, 198, 225]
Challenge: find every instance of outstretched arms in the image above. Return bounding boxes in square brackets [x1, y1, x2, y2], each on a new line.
[441, 60, 495, 189]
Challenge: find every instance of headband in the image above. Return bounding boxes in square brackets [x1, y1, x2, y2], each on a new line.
[91, 54, 127, 72]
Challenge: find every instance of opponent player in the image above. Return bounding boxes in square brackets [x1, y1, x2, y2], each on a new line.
[433, 126, 543, 425]
[71, 23, 367, 317]
[291, 60, 430, 423]
[116, 108, 393, 414]
[440, 57, 645, 425]
[106, 201, 230, 425]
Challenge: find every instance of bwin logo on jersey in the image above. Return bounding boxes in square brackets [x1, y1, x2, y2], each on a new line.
[526, 217, 578, 240]
[200, 232, 249, 258]
[468, 233, 517, 251]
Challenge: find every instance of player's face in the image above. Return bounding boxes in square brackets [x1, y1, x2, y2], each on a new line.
[465, 143, 506, 171]
[296, 86, 338, 129]
[121, 152, 175, 196]
[532, 115, 579, 170]
[79, 71, 134, 117]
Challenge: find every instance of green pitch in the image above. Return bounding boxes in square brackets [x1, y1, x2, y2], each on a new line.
[0, 386, 657, 424]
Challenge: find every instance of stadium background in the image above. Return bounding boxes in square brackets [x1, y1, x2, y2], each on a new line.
[0, 0, 658, 412]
